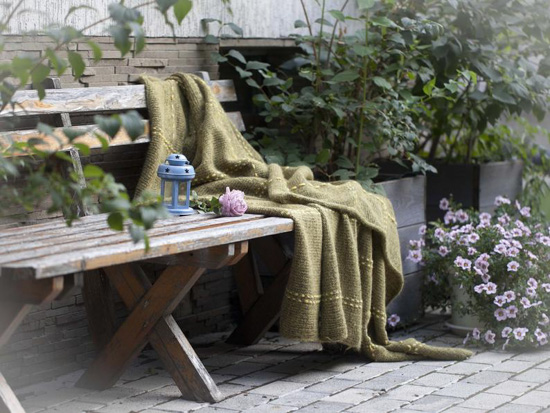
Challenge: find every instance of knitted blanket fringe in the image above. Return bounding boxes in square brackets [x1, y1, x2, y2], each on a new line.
[136, 73, 472, 362]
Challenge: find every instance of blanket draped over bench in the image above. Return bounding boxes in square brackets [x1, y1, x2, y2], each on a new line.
[135, 73, 471, 361]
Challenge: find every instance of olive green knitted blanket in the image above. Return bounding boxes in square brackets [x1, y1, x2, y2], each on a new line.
[136, 73, 471, 361]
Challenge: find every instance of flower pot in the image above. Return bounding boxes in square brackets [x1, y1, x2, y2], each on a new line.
[379, 175, 426, 326]
[427, 160, 523, 222]
[446, 282, 485, 336]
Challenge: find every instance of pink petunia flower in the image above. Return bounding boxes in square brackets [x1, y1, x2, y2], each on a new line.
[474, 284, 486, 294]
[438, 246, 450, 257]
[542, 283, 550, 293]
[504, 290, 516, 302]
[387, 314, 400, 327]
[456, 209, 469, 223]
[506, 306, 518, 318]
[485, 282, 497, 295]
[494, 296, 507, 307]
[520, 297, 531, 308]
[501, 326, 513, 338]
[495, 196, 511, 206]
[418, 225, 427, 235]
[468, 247, 477, 256]
[513, 327, 529, 341]
[506, 247, 520, 258]
[439, 198, 450, 211]
[494, 308, 508, 321]
[472, 328, 481, 340]
[507, 261, 520, 272]
[526, 287, 537, 298]
[484, 330, 496, 344]
[527, 278, 538, 288]
[407, 249, 422, 263]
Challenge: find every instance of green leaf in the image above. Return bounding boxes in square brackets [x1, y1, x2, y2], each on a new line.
[331, 70, 360, 83]
[31, 64, 50, 100]
[373, 76, 392, 89]
[129, 224, 145, 244]
[336, 156, 354, 169]
[328, 10, 346, 22]
[128, 22, 145, 54]
[352, 44, 373, 57]
[109, 25, 132, 56]
[227, 49, 246, 64]
[120, 111, 144, 140]
[83, 164, 105, 178]
[370, 16, 397, 28]
[235, 66, 252, 78]
[492, 86, 516, 105]
[423, 78, 436, 96]
[94, 114, 121, 138]
[315, 18, 333, 27]
[246, 61, 269, 70]
[174, 0, 192, 24]
[227, 22, 243, 36]
[108, 3, 140, 23]
[316, 148, 330, 164]
[294, 19, 308, 28]
[246, 78, 261, 89]
[68, 51, 85, 79]
[87, 40, 103, 62]
[281, 103, 293, 113]
[204, 34, 219, 44]
[45, 49, 68, 76]
[73, 143, 91, 156]
[37, 122, 54, 136]
[107, 211, 124, 231]
[156, 0, 178, 13]
[63, 128, 86, 142]
[356, 0, 376, 10]
[55, 151, 73, 163]
[140, 207, 158, 230]
[201, 18, 220, 24]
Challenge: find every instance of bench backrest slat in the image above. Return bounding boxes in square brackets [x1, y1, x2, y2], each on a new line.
[0, 80, 237, 119]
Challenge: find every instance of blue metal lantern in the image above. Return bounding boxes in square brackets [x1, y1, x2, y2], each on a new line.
[157, 154, 196, 215]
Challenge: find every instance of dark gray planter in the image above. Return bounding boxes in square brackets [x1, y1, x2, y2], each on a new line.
[427, 160, 523, 222]
[379, 175, 426, 326]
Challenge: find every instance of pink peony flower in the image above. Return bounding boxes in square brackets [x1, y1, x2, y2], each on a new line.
[387, 314, 400, 327]
[219, 187, 248, 217]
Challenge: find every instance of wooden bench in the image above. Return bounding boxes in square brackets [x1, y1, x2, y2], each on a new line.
[0, 73, 426, 413]
[0, 74, 295, 412]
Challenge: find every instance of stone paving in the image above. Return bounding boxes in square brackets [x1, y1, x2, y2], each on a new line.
[15, 314, 550, 413]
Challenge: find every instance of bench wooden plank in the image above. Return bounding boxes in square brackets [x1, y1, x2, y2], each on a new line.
[1, 111, 245, 151]
[0, 214, 262, 263]
[0, 216, 294, 279]
[0, 81, 237, 118]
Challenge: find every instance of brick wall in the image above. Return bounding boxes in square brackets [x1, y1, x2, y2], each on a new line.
[0, 35, 247, 389]
[0, 36, 220, 86]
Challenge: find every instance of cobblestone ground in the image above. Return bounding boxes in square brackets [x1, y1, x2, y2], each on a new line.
[16, 314, 550, 413]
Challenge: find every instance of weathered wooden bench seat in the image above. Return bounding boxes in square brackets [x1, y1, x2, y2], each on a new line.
[0, 75, 294, 413]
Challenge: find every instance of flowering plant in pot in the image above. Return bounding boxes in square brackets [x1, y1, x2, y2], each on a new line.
[408, 196, 550, 349]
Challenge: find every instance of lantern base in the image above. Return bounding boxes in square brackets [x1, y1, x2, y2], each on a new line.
[165, 205, 196, 216]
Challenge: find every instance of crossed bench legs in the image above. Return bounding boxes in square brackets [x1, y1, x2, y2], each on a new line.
[78, 242, 247, 403]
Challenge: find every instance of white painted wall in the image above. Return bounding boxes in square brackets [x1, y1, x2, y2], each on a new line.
[5, 0, 359, 38]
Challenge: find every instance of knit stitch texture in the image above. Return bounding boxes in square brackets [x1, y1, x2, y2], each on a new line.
[136, 73, 471, 361]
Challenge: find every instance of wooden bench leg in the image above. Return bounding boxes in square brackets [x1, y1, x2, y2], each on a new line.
[0, 278, 65, 413]
[228, 236, 293, 345]
[77, 243, 247, 402]
[0, 372, 24, 413]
